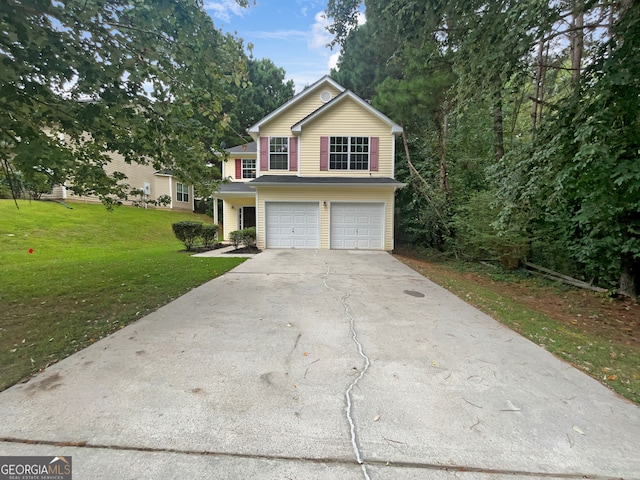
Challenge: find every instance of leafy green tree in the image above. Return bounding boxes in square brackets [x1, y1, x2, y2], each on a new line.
[1, 0, 248, 206]
[223, 57, 295, 146]
[495, 2, 640, 294]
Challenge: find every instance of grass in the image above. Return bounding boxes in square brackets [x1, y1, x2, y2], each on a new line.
[396, 253, 640, 405]
[0, 200, 245, 391]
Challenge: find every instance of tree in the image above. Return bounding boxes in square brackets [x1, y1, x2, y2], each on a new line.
[498, 2, 640, 295]
[223, 57, 295, 147]
[0, 0, 248, 206]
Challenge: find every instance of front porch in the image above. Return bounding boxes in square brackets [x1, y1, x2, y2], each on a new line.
[213, 183, 257, 241]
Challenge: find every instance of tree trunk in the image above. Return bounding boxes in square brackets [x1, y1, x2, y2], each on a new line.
[571, 0, 584, 86]
[531, 38, 546, 136]
[619, 252, 639, 297]
[435, 111, 450, 194]
[493, 87, 505, 162]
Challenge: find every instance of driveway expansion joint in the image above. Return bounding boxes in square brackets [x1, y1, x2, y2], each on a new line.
[0, 437, 631, 480]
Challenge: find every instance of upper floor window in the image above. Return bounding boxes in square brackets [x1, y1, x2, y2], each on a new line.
[242, 159, 256, 179]
[176, 182, 189, 202]
[330, 136, 369, 170]
[269, 137, 289, 170]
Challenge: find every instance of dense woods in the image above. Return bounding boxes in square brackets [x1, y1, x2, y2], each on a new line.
[328, 0, 640, 296]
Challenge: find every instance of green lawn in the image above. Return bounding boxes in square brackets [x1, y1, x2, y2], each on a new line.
[0, 200, 245, 391]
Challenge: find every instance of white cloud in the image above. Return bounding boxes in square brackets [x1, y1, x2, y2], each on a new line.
[328, 51, 340, 71]
[308, 11, 334, 51]
[204, 0, 247, 23]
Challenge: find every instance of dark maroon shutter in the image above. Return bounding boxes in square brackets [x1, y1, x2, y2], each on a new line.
[289, 137, 298, 171]
[320, 136, 329, 171]
[235, 159, 242, 178]
[370, 137, 379, 172]
[260, 137, 269, 170]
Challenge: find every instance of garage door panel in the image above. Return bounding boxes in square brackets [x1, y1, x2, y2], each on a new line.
[266, 202, 319, 249]
[330, 202, 385, 250]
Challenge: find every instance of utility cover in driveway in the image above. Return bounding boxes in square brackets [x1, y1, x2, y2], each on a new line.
[330, 202, 384, 249]
[265, 202, 319, 248]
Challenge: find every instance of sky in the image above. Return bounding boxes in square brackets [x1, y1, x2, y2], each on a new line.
[203, 0, 356, 92]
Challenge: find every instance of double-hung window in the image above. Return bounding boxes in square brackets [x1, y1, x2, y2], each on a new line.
[269, 137, 289, 170]
[242, 159, 256, 179]
[176, 182, 189, 202]
[330, 136, 369, 170]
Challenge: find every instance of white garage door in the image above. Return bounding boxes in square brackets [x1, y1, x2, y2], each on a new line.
[265, 202, 319, 248]
[330, 202, 385, 250]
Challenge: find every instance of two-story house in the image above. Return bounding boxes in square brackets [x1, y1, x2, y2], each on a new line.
[45, 151, 195, 211]
[213, 76, 404, 251]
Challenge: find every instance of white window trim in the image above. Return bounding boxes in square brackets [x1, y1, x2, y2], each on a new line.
[329, 136, 370, 171]
[242, 158, 256, 179]
[176, 182, 189, 203]
[269, 136, 289, 170]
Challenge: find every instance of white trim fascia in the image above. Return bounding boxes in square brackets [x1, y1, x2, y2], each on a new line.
[247, 76, 346, 136]
[213, 191, 257, 198]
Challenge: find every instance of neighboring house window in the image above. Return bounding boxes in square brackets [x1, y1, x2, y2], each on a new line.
[242, 159, 256, 179]
[329, 136, 369, 170]
[176, 182, 189, 202]
[269, 137, 289, 170]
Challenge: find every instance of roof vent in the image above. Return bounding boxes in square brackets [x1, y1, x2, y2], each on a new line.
[320, 90, 332, 103]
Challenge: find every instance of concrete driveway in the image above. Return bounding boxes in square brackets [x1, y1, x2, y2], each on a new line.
[1, 250, 638, 479]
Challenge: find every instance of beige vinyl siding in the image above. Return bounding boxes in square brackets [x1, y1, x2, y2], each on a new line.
[298, 97, 395, 177]
[47, 152, 159, 206]
[223, 154, 256, 182]
[259, 85, 342, 138]
[42, 184, 66, 200]
[151, 175, 192, 211]
[153, 174, 172, 200]
[220, 197, 255, 240]
[255, 186, 396, 250]
[106, 152, 156, 196]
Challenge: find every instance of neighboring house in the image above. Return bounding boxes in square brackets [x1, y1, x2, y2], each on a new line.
[44, 151, 195, 211]
[214, 75, 404, 251]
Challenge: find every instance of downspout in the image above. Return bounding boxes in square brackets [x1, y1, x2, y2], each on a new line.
[168, 175, 173, 210]
[255, 189, 261, 249]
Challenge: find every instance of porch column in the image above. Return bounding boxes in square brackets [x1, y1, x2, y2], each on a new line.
[213, 198, 219, 225]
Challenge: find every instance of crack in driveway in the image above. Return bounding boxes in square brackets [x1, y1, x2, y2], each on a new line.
[323, 265, 372, 480]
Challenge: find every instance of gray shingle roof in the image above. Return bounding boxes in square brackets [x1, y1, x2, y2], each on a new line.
[217, 182, 254, 193]
[226, 141, 257, 154]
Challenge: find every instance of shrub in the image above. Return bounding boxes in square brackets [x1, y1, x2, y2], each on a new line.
[229, 230, 242, 248]
[229, 227, 256, 249]
[201, 224, 219, 248]
[156, 194, 171, 207]
[172, 221, 203, 251]
[240, 227, 256, 247]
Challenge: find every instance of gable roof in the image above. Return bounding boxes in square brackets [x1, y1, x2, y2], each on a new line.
[226, 141, 256, 154]
[247, 75, 345, 136]
[291, 90, 403, 135]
